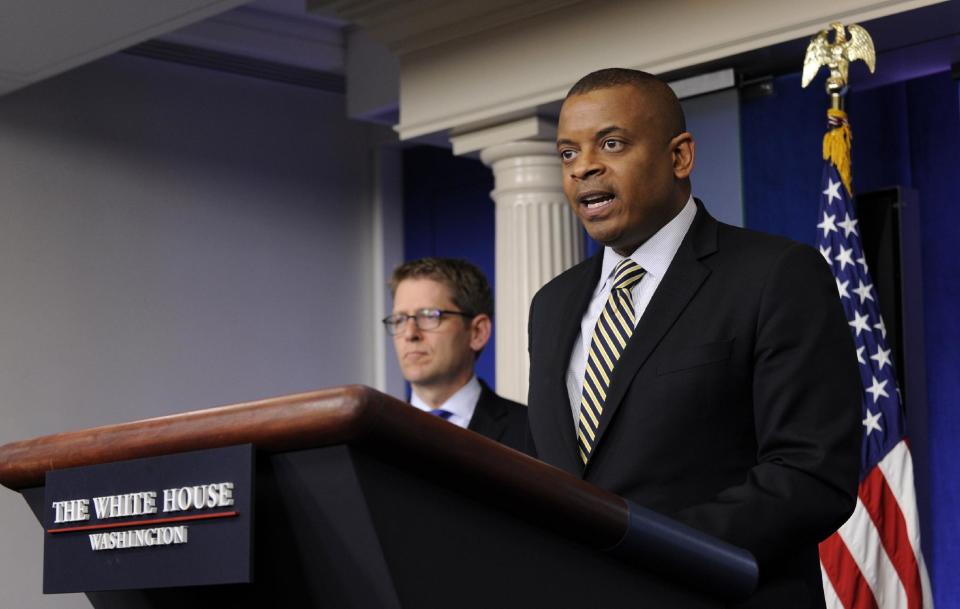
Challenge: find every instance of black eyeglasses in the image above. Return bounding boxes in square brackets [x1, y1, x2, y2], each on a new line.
[382, 308, 474, 335]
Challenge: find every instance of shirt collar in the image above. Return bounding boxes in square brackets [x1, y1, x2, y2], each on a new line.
[599, 195, 697, 285]
[410, 375, 481, 422]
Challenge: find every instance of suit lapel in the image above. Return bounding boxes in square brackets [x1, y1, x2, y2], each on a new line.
[541, 253, 603, 476]
[468, 381, 505, 440]
[587, 202, 719, 470]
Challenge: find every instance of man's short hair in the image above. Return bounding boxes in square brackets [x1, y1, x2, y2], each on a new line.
[566, 67, 686, 134]
[390, 257, 494, 318]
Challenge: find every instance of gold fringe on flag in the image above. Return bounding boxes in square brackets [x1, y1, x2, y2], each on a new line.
[823, 108, 853, 196]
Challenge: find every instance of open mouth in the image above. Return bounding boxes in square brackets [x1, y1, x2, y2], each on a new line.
[578, 190, 616, 211]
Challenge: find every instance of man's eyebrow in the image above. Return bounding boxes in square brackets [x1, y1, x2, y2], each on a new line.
[556, 125, 628, 148]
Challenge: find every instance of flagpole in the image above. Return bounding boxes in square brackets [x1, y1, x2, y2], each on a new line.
[802, 22, 934, 609]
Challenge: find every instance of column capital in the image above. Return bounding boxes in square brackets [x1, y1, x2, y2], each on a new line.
[451, 115, 556, 156]
[479, 140, 559, 167]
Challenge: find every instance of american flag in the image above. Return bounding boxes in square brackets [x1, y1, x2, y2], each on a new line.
[816, 110, 933, 609]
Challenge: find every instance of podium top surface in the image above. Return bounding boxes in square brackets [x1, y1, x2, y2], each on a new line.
[0, 385, 628, 549]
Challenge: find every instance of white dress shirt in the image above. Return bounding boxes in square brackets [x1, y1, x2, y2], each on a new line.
[410, 375, 481, 429]
[565, 196, 697, 427]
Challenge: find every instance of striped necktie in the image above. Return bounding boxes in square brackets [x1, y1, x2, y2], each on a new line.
[578, 258, 646, 465]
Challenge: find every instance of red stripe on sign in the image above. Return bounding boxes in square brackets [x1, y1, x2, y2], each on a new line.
[47, 510, 238, 534]
[820, 532, 879, 609]
[859, 467, 924, 609]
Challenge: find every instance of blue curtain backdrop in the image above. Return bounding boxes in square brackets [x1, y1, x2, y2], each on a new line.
[401, 146, 497, 389]
[741, 70, 959, 606]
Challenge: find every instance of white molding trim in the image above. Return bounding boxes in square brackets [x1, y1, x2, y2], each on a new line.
[313, 0, 580, 55]
[160, 6, 345, 72]
[395, 0, 944, 140]
[0, 0, 249, 97]
[369, 145, 406, 397]
[451, 116, 557, 156]
[670, 69, 736, 100]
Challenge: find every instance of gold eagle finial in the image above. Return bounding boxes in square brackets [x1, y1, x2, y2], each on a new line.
[802, 22, 876, 93]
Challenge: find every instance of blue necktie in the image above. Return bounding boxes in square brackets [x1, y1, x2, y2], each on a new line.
[430, 408, 454, 420]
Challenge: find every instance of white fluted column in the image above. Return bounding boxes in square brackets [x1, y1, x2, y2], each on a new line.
[480, 141, 584, 403]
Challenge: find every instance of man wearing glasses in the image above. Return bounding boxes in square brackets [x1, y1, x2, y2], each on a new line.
[384, 258, 532, 454]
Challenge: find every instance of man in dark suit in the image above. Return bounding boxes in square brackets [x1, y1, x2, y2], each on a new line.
[528, 68, 861, 607]
[385, 257, 531, 454]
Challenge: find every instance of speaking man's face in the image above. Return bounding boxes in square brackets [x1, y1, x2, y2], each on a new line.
[391, 278, 481, 392]
[556, 84, 693, 255]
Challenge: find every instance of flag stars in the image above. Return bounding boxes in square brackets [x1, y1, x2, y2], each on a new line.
[838, 213, 859, 237]
[866, 375, 890, 403]
[837, 278, 851, 299]
[862, 409, 883, 435]
[849, 310, 870, 335]
[856, 346, 866, 365]
[819, 245, 832, 264]
[823, 178, 843, 204]
[835, 245, 855, 271]
[874, 318, 887, 339]
[852, 280, 874, 304]
[856, 255, 869, 273]
[871, 346, 892, 371]
[818, 212, 838, 238]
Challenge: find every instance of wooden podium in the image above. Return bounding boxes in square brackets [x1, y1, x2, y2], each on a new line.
[0, 386, 757, 608]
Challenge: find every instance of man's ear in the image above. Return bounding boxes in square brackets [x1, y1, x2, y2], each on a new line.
[671, 132, 695, 180]
[469, 314, 492, 353]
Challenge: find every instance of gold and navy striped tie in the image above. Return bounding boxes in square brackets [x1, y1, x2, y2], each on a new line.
[578, 258, 646, 465]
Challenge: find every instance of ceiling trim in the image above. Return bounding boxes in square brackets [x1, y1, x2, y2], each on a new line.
[159, 6, 346, 72]
[0, 0, 249, 98]
[393, 0, 947, 141]
[125, 40, 346, 92]
[313, 0, 581, 55]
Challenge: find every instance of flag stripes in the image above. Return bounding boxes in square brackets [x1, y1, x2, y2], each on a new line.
[838, 496, 909, 609]
[859, 464, 922, 609]
[875, 442, 921, 560]
[821, 565, 846, 609]
[821, 533, 881, 609]
[822, 441, 929, 609]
